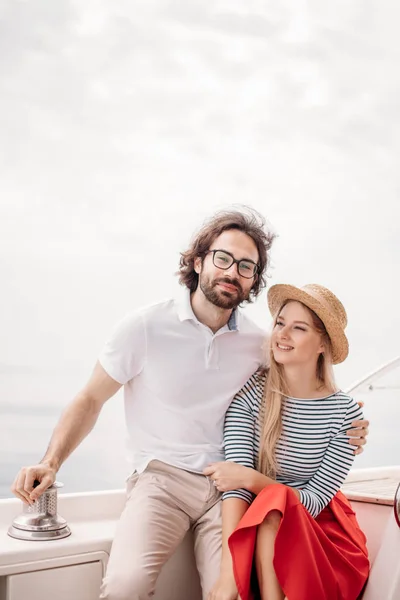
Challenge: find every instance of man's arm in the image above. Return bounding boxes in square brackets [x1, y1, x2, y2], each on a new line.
[11, 362, 121, 504]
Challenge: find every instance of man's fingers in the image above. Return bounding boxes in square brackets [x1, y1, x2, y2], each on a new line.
[354, 447, 364, 455]
[348, 436, 366, 446]
[12, 490, 29, 504]
[10, 476, 29, 504]
[30, 476, 53, 501]
[347, 427, 369, 438]
[23, 470, 37, 495]
[13, 470, 32, 505]
[11, 464, 57, 504]
[351, 419, 370, 429]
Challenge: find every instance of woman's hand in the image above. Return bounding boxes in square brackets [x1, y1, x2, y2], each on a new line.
[203, 461, 252, 492]
[207, 573, 239, 600]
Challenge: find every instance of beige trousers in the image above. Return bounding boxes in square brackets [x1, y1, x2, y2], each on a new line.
[100, 460, 222, 600]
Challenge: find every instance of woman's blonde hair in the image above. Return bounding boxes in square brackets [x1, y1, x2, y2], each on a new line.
[258, 301, 337, 477]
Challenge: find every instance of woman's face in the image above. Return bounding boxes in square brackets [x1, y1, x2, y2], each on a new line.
[271, 301, 325, 367]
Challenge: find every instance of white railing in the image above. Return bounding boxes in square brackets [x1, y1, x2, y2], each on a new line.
[345, 356, 400, 394]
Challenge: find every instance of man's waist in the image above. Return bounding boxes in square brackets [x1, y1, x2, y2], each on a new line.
[129, 447, 225, 474]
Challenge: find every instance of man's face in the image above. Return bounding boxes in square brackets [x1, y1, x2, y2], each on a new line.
[195, 229, 259, 309]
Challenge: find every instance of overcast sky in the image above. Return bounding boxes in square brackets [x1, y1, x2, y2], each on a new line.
[1, 0, 399, 389]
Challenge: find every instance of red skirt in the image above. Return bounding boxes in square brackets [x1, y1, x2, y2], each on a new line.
[228, 484, 369, 600]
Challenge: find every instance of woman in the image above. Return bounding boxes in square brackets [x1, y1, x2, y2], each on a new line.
[204, 283, 369, 600]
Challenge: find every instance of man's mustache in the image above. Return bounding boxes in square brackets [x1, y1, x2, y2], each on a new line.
[213, 277, 242, 293]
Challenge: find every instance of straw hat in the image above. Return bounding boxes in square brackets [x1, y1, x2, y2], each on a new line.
[267, 283, 349, 364]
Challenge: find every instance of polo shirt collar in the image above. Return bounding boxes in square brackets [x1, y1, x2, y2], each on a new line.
[227, 308, 238, 331]
[176, 289, 240, 331]
[176, 290, 197, 323]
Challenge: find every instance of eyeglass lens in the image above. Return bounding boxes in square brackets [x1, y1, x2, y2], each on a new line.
[213, 250, 257, 278]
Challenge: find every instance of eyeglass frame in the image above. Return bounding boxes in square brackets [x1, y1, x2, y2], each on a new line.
[205, 249, 260, 279]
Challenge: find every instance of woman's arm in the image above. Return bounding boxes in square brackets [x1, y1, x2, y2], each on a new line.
[208, 395, 363, 517]
[245, 470, 300, 499]
[221, 374, 260, 503]
[296, 397, 363, 518]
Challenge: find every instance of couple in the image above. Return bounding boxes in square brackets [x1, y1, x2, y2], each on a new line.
[11, 208, 369, 600]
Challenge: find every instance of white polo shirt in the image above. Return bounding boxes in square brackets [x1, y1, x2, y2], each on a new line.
[99, 291, 265, 474]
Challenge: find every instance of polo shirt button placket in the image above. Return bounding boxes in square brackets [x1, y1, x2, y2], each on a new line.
[205, 336, 219, 370]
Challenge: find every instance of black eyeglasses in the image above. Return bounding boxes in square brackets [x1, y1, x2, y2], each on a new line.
[206, 249, 259, 279]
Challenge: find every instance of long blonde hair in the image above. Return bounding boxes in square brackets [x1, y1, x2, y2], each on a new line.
[258, 302, 337, 477]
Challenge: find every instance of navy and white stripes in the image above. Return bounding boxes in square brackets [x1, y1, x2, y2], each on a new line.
[223, 371, 363, 518]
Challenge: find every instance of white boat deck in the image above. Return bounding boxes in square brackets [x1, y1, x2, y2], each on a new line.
[342, 467, 399, 506]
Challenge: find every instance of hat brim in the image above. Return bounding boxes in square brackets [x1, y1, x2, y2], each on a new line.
[267, 284, 349, 365]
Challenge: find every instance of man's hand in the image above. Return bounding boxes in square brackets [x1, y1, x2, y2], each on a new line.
[207, 573, 239, 600]
[11, 463, 56, 505]
[204, 461, 252, 492]
[348, 403, 369, 455]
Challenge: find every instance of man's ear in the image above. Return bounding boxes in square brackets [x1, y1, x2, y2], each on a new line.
[194, 256, 202, 274]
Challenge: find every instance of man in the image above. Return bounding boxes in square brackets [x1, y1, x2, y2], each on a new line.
[11, 208, 368, 600]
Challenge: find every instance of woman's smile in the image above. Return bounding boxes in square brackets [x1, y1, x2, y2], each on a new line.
[276, 342, 294, 352]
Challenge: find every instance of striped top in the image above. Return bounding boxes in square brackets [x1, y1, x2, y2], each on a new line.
[223, 370, 363, 518]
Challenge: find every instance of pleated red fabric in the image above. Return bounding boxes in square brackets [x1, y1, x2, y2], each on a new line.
[228, 484, 369, 600]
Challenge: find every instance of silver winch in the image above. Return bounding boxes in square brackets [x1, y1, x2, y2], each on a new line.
[8, 481, 71, 541]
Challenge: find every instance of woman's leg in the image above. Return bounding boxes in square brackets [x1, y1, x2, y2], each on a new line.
[255, 510, 284, 600]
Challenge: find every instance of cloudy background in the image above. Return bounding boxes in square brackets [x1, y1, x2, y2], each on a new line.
[1, 1, 399, 496]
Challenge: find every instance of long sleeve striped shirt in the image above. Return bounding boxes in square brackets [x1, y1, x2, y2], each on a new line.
[222, 370, 363, 518]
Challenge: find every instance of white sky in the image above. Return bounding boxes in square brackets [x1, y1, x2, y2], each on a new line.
[1, 0, 399, 389]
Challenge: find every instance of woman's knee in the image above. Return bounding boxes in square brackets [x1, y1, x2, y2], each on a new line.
[261, 509, 282, 530]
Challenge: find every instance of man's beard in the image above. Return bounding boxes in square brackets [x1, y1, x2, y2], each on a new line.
[199, 274, 249, 309]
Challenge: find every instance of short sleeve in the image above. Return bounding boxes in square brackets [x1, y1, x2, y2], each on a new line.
[98, 311, 147, 384]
